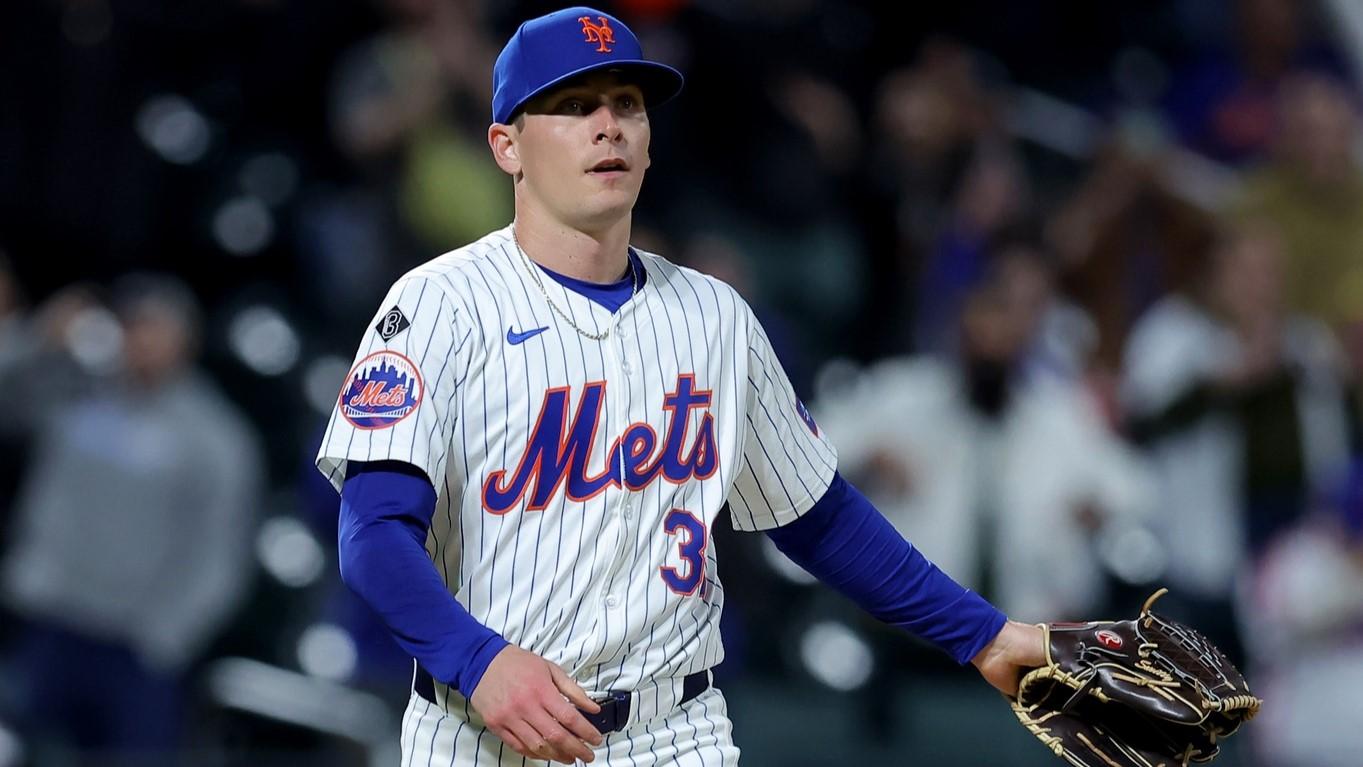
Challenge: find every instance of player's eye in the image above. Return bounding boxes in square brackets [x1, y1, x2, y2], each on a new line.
[557, 98, 587, 115]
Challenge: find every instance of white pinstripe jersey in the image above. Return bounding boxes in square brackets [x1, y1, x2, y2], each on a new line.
[317, 224, 837, 705]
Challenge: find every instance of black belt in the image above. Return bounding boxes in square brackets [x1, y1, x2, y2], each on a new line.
[414, 665, 709, 734]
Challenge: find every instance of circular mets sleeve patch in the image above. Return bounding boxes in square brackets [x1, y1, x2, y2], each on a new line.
[339, 350, 424, 429]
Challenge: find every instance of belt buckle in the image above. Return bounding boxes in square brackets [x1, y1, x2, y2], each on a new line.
[587, 690, 631, 733]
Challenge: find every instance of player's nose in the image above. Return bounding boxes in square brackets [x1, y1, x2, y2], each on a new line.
[589, 104, 623, 144]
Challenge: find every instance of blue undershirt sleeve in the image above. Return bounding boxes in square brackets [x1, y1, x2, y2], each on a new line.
[339, 461, 508, 697]
[764, 472, 1008, 665]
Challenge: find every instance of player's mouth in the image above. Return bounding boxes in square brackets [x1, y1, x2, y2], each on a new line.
[587, 158, 630, 178]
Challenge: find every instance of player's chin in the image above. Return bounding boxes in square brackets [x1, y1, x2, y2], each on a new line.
[579, 189, 641, 221]
[582, 172, 641, 198]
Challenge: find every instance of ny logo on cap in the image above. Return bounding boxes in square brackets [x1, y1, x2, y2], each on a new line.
[579, 15, 614, 53]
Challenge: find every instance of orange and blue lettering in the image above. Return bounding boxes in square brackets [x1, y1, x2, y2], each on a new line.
[481, 375, 719, 514]
[579, 15, 614, 53]
[659, 509, 707, 596]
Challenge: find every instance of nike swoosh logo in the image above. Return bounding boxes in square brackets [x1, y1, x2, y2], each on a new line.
[506, 325, 550, 345]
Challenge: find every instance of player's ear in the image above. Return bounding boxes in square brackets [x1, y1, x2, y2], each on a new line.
[488, 122, 522, 176]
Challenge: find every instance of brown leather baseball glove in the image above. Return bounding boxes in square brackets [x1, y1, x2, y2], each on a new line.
[1010, 589, 1262, 766]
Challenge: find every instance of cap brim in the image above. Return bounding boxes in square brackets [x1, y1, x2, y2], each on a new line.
[500, 60, 684, 124]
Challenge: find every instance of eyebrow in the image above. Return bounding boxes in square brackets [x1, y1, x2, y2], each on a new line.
[528, 82, 644, 115]
[552, 80, 644, 98]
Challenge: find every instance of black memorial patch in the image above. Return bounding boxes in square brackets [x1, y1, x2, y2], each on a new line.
[374, 306, 411, 341]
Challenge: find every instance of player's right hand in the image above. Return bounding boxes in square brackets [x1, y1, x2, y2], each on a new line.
[471, 645, 605, 764]
[971, 619, 1046, 698]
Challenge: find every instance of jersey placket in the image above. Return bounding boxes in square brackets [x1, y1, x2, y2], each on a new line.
[554, 287, 635, 679]
[595, 300, 636, 619]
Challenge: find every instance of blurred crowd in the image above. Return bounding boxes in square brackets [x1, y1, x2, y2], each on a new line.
[2, 0, 1363, 765]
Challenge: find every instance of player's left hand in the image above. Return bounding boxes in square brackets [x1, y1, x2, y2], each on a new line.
[970, 619, 1045, 697]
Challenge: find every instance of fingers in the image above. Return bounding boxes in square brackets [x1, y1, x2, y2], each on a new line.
[491, 707, 598, 764]
[527, 712, 598, 764]
[550, 663, 601, 713]
[500, 719, 565, 764]
[551, 695, 605, 746]
[546, 663, 605, 745]
[495, 725, 529, 755]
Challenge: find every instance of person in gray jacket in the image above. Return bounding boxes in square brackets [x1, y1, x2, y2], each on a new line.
[0, 273, 263, 759]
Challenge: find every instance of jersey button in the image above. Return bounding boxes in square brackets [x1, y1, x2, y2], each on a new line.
[618, 326, 631, 340]
[604, 595, 620, 609]
[621, 359, 633, 375]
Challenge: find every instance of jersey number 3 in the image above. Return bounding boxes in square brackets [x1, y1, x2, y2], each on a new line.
[659, 510, 707, 596]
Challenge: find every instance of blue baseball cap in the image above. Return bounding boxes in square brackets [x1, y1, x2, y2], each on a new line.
[492, 6, 684, 125]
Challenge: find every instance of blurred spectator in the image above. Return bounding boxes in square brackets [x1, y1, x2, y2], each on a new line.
[1049, 144, 1217, 388]
[1164, 0, 1349, 165]
[1121, 222, 1355, 665]
[1345, 318, 1363, 418]
[0, 275, 102, 538]
[299, 0, 510, 324]
[0, 274, 264, 761]
[0, 252, 29, 653]
[0, 251, 23, 356]
[670, 60, 870, 362]
[816, 237, 1153, 742]
[0, 253, 28, 530]
[863, 39, 1003, 356]
[913, 142, 1030, 356]
[1230, 71, 1363, 334]
[819, 237, 1154, 623]
[1239, 458, 1363, 767]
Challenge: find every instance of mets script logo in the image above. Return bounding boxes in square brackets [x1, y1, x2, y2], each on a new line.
[339, 351, 423, 429]
[482, 374, 718, 513]
[579, 15, 614, 53]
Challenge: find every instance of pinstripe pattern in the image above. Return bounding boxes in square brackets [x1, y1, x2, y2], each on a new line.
[317, 225, 835, 763]
[399, 687, 739, 766]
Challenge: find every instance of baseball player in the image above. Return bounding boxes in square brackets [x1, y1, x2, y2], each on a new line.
[317, 7, 1044, 765]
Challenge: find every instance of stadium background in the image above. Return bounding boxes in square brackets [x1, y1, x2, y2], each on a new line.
[2, 0, 1362, 764]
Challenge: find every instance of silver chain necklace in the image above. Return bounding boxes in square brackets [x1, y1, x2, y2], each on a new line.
[512, 228, 638, 341]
